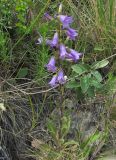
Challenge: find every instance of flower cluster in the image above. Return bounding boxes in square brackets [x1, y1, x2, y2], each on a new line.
[44, 5, 82, 87]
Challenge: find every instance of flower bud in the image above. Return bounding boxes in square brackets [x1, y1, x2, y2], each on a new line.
[58, 3, 63, 14]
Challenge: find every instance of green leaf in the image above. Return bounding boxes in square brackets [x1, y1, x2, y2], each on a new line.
[87, 87, 95, 97]
[90, 79, 102, 88]
[91, 60, 109, 70]
[94, 46, 105, 51]
[92, 71, 102, 82]
[47, 119, 57, 138]
[17, 67, 28, 78]
[40, 24, 48, 33]
[82, 132, 101, 158]
[71, 64, 89, 75]
[85, 132, 101, 146]
[66, 80, 80, 89]
[64, 140, 78, 147]
[80, 74, 91, 93]
[76, 87, 85, 100]
[61, 116, 71, 138]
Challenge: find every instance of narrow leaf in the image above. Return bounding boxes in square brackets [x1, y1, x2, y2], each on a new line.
[47, 119, 57, 138]
[91, 60, 109, 70]
[80, 74, 91, 93]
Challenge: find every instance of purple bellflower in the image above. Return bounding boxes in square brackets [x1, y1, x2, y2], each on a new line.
[57, 70, 66, 84]
[66, 53, 74, 61]
[66, 28, 78, 40]
[46, 57, 57, 72]
[59, 44, 67, 60]
[49, 75, 58, 87]
[59, 15, 73, 28]
[44, 12, 53, 20]
[66, 49, 82, 62]
[47, 32, 59, 47]
[45, 6, 81, 87]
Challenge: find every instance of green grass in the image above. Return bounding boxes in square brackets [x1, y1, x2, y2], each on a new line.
[66, 0, 116, 60]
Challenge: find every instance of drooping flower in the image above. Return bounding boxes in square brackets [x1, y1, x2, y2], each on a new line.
[59, 44, 67, 60]
[66, 53, 74, 61]
[47, 32, 59, 47]
[59, 15, 73, 28]
[66, 28, 78, 40]
[46, 57, 57, 72]
[57, 70, 66, 84]
[44, 12, 53, 20]
[68, 49, 82, 62]
[49, 75, 58, 87]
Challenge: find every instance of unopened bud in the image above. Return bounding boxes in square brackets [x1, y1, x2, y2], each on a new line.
[58, 3, 62, 13]
[64, 76, 68, 80]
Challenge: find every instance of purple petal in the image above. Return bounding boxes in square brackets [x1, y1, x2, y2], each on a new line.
[69, 49, 82, 62]
[57, 70, 66, 84]
[59, 44, 67, 60]
[47, 32, 59, 47]
[44, 12, 53, 20]
[49, 75, 58, 87]
[66, 53, 74, 61]
[52, 32, 59, 45]
[66, 28, 78, 40]
[59, 15, 73, 28]
[46, 57, 57, 72]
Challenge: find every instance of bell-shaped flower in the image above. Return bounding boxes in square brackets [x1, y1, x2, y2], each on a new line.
[46, 57, 57, 72]
[66, 28, 78, 40]
[59, 44, 67, 60]
[57, 70, 66, 84]
[47, 32, 59, 47]
[44, 12, 53, 20]
[66, 53, 74, 61]
[59, 15, 73, 28]
[49, 75, 58, 87]
[66, 49, 82, 62]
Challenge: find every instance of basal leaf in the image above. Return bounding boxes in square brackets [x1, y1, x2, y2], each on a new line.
[47, 119, 57, 138]
[87, 87, 95, 97]
[17, 67, 28, 78]
[61, 116, 71, 138]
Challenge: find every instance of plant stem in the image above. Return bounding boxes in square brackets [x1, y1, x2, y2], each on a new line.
[59, 85, 65, 139]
